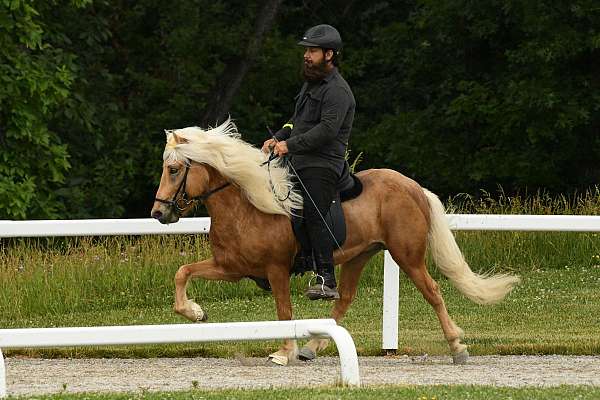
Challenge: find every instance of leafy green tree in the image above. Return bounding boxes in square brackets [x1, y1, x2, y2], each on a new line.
[51, 0, 284, 218]
[1, 0, 597, 219]
[0, 0, 89, 218]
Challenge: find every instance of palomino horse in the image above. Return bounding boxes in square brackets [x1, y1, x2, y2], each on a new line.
[150, 119, 520, 365]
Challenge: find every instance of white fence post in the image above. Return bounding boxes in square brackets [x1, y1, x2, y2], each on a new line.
[382, 250, 399, 352]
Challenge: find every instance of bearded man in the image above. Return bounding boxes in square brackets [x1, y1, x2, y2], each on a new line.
[262, 24, 356, 300]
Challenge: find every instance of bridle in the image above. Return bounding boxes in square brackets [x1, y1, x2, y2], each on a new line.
[155, 150, 286, 216]
[154, 161, 230, 214]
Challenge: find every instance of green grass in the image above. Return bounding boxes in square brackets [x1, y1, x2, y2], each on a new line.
[10, 385, 600, 400]
[0, 190, 599, 358]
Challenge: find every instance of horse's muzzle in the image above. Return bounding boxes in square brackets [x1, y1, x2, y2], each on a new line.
[151, 206, 179, 224]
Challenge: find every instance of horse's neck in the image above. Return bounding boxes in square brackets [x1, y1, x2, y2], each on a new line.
[203, 169, 253, 228]
[205, 186, 249, 223]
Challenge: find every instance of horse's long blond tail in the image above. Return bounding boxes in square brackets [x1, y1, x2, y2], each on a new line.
[423, 189, 520, 305]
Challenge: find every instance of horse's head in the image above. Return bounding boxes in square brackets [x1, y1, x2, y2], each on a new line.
[151, 119, 301, 223]
[150, 133, 212, 224]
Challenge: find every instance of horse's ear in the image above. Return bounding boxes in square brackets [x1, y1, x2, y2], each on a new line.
[173, 132, 189, 144]
[165, 130, 189, 149]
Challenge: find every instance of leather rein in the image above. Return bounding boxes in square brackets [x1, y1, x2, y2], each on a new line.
[154, 162, 230, 214]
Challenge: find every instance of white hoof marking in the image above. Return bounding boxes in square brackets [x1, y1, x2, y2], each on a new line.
[268, 353, 288, 366]
[187, 299, 207, 322]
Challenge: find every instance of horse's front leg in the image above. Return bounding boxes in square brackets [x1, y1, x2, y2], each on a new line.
[266, 266, 298, 366]
[174, 257, 242, 322]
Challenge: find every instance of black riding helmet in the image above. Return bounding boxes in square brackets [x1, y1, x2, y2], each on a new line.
[297, 24, 342, 52]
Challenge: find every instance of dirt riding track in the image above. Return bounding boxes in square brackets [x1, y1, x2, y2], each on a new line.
[6, 355, 600, 395]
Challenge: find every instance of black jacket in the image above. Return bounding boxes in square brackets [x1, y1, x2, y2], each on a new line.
[275, 67, 355, 176]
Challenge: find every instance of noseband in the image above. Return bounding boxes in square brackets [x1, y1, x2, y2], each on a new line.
[154, 162, 231, 214]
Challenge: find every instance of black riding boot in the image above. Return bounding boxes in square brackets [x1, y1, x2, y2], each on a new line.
[305, 255, 339, 300]
[291, 211, 314, 275]
[292, 248, 314, 275]
[294, 167, 339, 300]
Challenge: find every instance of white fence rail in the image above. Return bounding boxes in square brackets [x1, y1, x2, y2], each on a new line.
[0, 319, 360, 396]
[2, 215, 599, 354]
[0, 217, 211, 237]
[2, 215, 600, 238]
[447, 214, 600, 232]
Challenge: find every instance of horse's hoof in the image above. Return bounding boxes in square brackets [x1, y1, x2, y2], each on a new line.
[297, 347, 316, 361]
[452, 349, 469, 365]
[197, 311, 208, 322]
[187, 299, 207, 322]
[268, 354, 288, 366]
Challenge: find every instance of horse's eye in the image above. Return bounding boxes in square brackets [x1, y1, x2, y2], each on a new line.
[169, 167, 178, 175]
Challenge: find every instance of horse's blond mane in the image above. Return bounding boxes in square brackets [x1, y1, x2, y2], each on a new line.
[162, 119, 302, 217]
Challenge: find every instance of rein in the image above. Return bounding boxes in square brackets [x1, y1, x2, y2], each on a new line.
[154, 163, 231, 214]
[262, 129, 291, 203]
[263, 152, 291, 203]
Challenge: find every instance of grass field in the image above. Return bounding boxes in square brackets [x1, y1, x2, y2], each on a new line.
[1, 246, 598, 359]
[1, 189, 598, 359]
[9, 385, 600, 400]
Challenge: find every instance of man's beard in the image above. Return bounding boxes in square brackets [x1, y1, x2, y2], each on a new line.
[301, 59, 330, 82]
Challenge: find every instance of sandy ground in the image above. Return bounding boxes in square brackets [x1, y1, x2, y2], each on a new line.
[4, 355, 600, 396]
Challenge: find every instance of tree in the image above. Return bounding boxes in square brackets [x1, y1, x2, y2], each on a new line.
[2, 0, 597, 219]
[347, 0, 600, 195]
[200, 0, 283, 126]
[0, 0, 88, 218]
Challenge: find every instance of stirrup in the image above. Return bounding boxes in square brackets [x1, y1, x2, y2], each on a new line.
[307, 272, 325, 288]
[305, 272, 339, 300]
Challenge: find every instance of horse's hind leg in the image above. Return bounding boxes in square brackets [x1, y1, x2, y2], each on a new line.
[173, 258, 242, 322]
[299, 250, 376, 361]
[390, 247, 468, 363]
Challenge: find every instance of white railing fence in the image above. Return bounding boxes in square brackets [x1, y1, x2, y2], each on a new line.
[0, 319, 360, 396]
[1, 214, 599, 354]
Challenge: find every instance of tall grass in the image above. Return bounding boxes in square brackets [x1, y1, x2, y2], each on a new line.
[444, 186, 600, 273]
[0, 234, 319, 322]
[0, 235, 208, 319]
[445, 185, 600, 215]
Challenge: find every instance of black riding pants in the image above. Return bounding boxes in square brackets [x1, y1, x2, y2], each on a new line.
[295, 167, 338, 266]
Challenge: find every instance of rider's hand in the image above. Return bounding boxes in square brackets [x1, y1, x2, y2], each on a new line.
[273, 141, 289, 157]
[262, 138, 276, 153]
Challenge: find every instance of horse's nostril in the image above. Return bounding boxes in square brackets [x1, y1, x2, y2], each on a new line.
[152, 210, 163, 220]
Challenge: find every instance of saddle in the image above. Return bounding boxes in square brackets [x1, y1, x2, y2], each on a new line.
[291, 162, 363, 274]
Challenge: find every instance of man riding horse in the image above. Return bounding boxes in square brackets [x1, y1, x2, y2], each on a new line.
[151, 24, 519, 367]
[262, 24, 356, 301]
